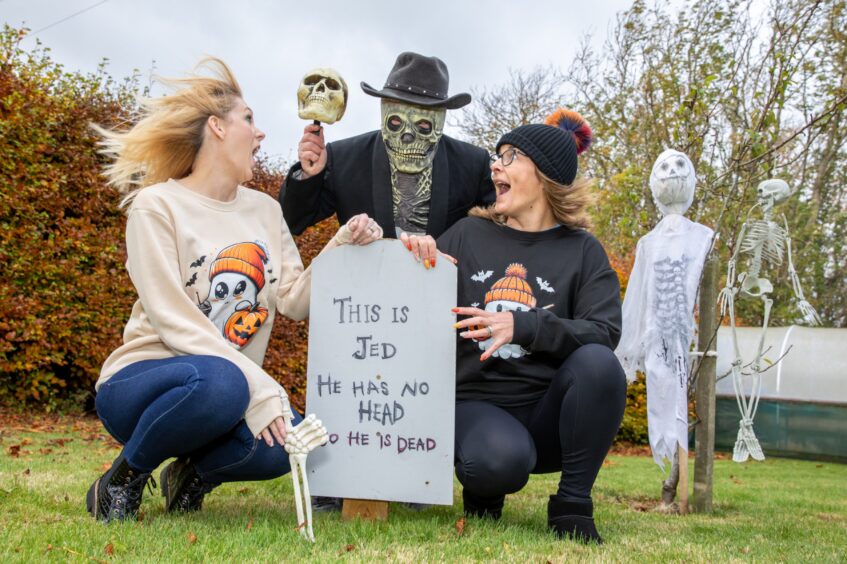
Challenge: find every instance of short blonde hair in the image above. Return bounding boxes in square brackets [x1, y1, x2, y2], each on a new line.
[94, 57, 243, 207]
[470, 168, 595, 230]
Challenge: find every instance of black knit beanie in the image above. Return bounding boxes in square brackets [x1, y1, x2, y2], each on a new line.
[495, 109, 593, 186]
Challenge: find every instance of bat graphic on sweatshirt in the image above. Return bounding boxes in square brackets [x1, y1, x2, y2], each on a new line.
[471, 270, 493, 283]
[536, 277, 555, 293]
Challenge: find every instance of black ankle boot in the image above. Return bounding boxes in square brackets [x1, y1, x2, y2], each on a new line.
[86, 453, 154, 523]
[462, 490, 505, 520]
[547, 496, 603, 544]
[160, 458, 216, 513]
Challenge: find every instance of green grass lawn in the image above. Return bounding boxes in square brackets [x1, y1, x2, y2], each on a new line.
[1, 413, 845, 563]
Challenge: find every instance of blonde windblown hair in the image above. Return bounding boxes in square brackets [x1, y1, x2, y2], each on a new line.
[94, 57, 243, 208]
[470, 168, 595, 230]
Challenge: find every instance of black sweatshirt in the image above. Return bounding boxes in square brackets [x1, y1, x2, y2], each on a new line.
[437, 216, 622, 407]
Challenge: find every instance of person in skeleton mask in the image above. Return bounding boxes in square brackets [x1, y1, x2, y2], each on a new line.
[615, 149, 714, 472]
[280, 52, 495, 239]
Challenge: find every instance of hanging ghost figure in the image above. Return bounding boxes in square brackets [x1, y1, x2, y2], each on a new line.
[717, 178, 820, 463]
[616, 149, 714, 471]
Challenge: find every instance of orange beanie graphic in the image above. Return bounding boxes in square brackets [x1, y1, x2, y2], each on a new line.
[485, 263, 537, 308]
[209, 243, 268, 290]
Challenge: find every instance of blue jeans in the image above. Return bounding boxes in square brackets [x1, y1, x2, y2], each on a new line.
[96, 355, 301, 484]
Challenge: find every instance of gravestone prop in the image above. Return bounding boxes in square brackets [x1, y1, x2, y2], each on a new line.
[305, 240, 457, 509]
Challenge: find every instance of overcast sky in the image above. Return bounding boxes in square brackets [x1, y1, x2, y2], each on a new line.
[4, 0, 634, 164]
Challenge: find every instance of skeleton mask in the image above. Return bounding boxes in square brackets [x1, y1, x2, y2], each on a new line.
[296, 68, 348, 124]
[649, 149, 696, 216]
[380, 100, 445, 174]
[756, 178, 791, 210]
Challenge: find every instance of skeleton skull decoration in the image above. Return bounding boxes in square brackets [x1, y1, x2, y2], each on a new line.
[756, 178, 791, 210]
[380, 100, 446, 174]
[296, 68, 348, 124]
[649, 149, 696, 216]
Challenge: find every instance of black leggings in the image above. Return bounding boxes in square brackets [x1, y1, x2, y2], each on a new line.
[454, 344, 626, 501]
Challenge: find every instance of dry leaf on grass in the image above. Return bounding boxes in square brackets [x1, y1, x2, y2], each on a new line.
[104, 543, 114, 556]
[246, 519, 253, 531]
[455, 517, 466, 536]
[337, 544, 355, 555]
[187, 532, 198, 545]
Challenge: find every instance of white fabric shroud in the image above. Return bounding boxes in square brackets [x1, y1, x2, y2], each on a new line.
[616, 214, 713, 469]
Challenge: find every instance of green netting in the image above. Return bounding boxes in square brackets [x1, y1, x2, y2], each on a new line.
[716, 398, 847, 462]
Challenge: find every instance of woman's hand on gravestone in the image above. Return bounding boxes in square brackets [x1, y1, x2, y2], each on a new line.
[399, 232, 457, 269]
[342, 213, 383, 245]
[451, 306, 515, 361]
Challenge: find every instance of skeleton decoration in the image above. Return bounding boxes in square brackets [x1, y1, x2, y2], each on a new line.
[717, 178, 820, 463]
[296, 68, 348, 124]
[380, 100, 446, 235]
[617, 149, 713, 470]
[280, 393, 328, 542]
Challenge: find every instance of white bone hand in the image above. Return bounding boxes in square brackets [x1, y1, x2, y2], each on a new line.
[284, 414, 329, 454]
[280, 411, 329, 542]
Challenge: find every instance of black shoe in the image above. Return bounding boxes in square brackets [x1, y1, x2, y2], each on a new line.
[160, 458, 216, 513]
[86, 453, 154, 523]
[547, 495, 603, 544]
[462, 489, 504, 520]
[311, 496, 342, 513]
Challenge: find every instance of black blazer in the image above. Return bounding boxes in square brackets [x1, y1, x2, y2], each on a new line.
[279, 131, 495, 238]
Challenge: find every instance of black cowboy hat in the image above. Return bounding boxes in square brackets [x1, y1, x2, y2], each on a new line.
[361, 52, 471, 110]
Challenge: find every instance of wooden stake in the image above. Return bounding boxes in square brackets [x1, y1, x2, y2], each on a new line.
[693, 256, 718, 513]
[678, 444, 689, 514]
[341, 499, 389, 521]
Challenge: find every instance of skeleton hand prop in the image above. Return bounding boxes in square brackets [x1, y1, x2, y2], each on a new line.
[278, 394, 328, 542]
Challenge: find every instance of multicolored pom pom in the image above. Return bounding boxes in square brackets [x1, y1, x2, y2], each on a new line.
[544, 108, 593, 155]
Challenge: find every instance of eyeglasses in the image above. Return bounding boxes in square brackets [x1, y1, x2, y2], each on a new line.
[489, 148, 526, 167]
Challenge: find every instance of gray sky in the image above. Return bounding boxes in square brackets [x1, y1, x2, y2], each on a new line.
[4, 0, 633, 163]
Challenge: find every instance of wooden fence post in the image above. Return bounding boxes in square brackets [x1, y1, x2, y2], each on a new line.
[693, 255, 718, 512]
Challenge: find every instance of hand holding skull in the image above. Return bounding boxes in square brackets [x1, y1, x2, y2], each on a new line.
[296, 68, 348, 178]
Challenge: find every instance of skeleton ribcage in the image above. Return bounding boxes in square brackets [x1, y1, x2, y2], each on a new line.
[652, 256, 692, 365]
[740, 220, 786, 269]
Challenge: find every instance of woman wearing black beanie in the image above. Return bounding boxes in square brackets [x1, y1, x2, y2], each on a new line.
[402, 109, 625, 544]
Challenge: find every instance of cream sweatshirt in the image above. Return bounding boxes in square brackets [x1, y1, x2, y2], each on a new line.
[98, 179, 344, 436]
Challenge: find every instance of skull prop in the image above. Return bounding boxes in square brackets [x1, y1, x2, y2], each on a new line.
[296, 68, 348, 124]
[756, 178, 791, 210]
[380, 100, 445, 174]
[649, 149, 696, 216]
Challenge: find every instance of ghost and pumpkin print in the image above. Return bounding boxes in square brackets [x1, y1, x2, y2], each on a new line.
[469, 262, 556, 360]
[190, 241, 272, 347]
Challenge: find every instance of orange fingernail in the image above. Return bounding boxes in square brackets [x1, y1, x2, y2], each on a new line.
[451, 307, 459, 313]
[405, 242, 412, 250]
[432, 257, 437, 267]
[424, 259, 431, 269]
